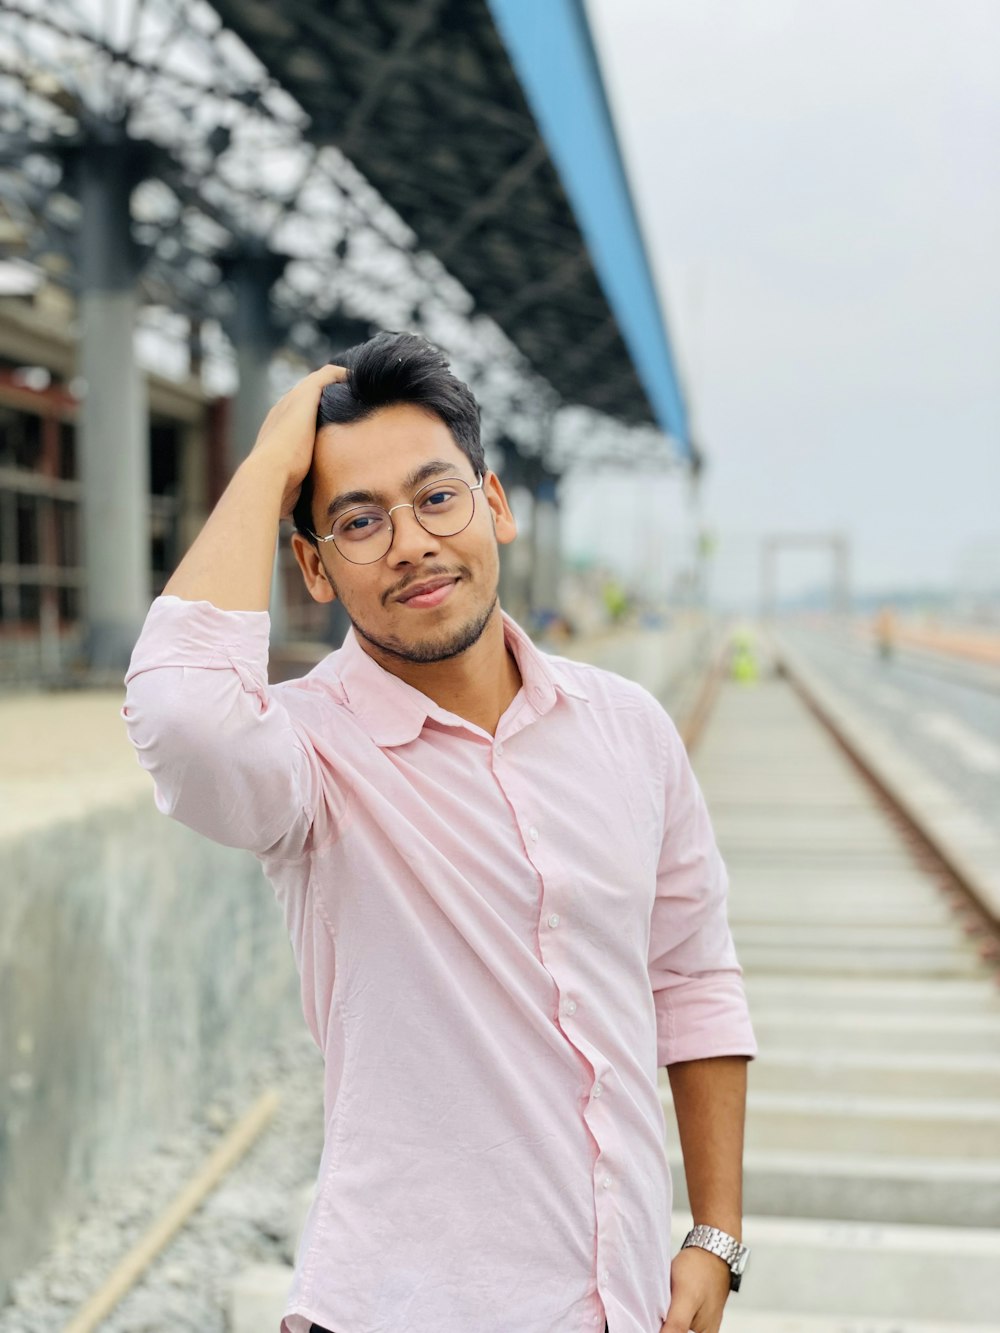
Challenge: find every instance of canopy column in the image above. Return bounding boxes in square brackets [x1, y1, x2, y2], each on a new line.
[76, 135, 150, 671]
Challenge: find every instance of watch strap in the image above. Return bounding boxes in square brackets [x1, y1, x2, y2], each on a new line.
[680, 1224, 749, 1292]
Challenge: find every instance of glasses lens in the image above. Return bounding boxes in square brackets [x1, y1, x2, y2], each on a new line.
[332, 507, 392, 563]
[414, 479, 474, 536]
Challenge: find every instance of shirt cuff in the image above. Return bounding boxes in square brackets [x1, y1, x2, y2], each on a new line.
[124, 595, 272, 687]
[655, 972, 759, 1065]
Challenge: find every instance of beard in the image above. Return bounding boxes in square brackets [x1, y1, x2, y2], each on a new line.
[328, 566, 499, 665]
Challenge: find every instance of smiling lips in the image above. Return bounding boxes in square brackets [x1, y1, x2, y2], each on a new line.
[397, 577, 458, 609]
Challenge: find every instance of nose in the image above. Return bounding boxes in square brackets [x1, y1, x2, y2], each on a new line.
[386, 503, 442, 566]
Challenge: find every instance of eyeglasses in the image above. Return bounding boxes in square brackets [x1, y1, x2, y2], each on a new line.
[309, 473, 485, 565]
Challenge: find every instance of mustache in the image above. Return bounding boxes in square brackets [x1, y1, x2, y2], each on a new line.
[383, 564, 471, 605]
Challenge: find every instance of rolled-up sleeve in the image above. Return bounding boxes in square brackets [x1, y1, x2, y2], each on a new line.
[122, 595, 332, 857]
[647, 711, 757, 1066]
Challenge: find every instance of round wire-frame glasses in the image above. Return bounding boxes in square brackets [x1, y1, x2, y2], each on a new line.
[309, 473, 485, 565]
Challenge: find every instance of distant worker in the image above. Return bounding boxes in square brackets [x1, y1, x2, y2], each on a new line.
[122, 332, 756, 1333]
[875, 605, 897, 662]
[731, 626, 759, 684]
[602, 575, 630, 624]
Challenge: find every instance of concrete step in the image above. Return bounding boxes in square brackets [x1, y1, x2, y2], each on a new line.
[747, 1047, 1000, 1099]
[741, 1150, 1000, 1229]
[722, 848, 920, 866]
[722, 1312, 1000, 1333]
[736, 944, 988, 977]
[725, 868, 938, 887]
[714, 814, 906, 832]
[662, 1088, 1000, 1156]
[716, 830, 905, 853]
[734, 922, 967, 949]
[668, 1148, 1000, 1227]
[749, 1008, 1000, 1056]
[732, 900, 956, 926]
[229, 1263, 294, 1333]
[743, 975, 1000, 1013]
[669, 1212, 1000, 1321]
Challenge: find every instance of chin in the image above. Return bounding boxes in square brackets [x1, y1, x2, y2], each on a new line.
[356, 592, 499, 666]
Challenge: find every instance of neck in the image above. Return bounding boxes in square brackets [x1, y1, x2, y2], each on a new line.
[360, 604, 522, 736]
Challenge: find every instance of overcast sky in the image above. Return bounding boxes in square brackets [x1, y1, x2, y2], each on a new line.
[567, 0, 1000, 611]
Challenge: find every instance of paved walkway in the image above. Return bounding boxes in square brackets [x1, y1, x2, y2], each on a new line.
[0, 689, 145, 842]
[0, 618, 715, 846]
[676, 665, 1000, 1329]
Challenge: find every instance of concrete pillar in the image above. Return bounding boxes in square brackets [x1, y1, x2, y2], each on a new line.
[494, 438, 533, 628]
[834, 535, 851, 619]
[760, 538, 775, 622]
[227, 253, 287, 641]
[77, 138, 150, 672]
[228, 255, 283, 472]
[529, 472, 562, 626]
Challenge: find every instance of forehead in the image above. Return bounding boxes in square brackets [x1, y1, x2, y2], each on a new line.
[312, 402, 470, 495]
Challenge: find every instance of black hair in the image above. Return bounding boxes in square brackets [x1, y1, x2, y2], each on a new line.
[293, 330, 485, 545]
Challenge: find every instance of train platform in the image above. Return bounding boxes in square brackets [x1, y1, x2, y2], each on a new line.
[3, 622, 999, 1330]
[670, 638, 1000, 1328]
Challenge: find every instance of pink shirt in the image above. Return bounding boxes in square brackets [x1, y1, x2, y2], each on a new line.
[122, 595, 756, 1333]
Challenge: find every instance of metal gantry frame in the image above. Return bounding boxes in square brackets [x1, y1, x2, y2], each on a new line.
[760, 534, 852, 620]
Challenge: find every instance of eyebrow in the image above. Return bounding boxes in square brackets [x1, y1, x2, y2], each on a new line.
[324, 460, 469, 521]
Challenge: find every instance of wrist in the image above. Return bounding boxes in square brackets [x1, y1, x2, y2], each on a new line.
[681, 1224, 750, 1293]
[692, 1216, 742, 1242]
[241, 447, 298, 491]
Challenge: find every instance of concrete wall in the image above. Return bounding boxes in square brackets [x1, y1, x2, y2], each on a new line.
[0, 796, 301, 1297]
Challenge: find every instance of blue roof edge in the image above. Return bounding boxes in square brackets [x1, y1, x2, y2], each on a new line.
[486, 0, 690, 457]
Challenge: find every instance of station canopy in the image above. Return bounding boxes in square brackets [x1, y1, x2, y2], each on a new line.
[205, 0, 689, 449]
[0, 0, 688, 469]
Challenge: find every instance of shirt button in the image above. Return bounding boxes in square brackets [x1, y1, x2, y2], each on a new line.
[495, 741, 504, 756]
[548, 913, 560, 928]
[602, 1175, 612, 1189]
[528, 825, 539, 842]
[564, 999, 577, 1014]
[592, 1082, 602, 1097]
[600, 1269, 610, 1284]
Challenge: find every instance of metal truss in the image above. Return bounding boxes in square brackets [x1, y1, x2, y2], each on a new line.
[0, 0, 679, 473]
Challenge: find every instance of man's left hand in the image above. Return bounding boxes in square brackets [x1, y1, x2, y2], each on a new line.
[659, 1245, 732, 1333]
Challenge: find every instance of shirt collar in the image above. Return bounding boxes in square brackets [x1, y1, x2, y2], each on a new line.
[330, 609, 588, 748]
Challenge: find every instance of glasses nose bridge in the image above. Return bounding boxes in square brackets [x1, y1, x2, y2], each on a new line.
[384, 497, 437, 555]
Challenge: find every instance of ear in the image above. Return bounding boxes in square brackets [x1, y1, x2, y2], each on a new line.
[291, 531, 337, 604]
[484, 470, 517, 546]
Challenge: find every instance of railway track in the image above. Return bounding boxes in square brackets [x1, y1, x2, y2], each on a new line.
[662, 628, 1000, 1330]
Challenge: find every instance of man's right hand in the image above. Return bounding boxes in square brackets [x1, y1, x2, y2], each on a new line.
[163, 361, 348, 611]
[250, 363, 349, 520]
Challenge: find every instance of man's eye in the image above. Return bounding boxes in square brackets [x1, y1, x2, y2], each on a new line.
[422, 489, 456, 507]
[338, 510, 385, 536]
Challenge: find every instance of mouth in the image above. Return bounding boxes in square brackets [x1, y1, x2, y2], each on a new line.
[396, 577, 459, 610]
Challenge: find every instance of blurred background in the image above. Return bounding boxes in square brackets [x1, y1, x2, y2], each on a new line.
[1, 1, 998, 1330]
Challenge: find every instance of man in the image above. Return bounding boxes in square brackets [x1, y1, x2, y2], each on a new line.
[122, 332, 757, 1333]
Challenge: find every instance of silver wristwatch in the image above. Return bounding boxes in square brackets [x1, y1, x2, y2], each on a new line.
[680, 1225, 750, 1292]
